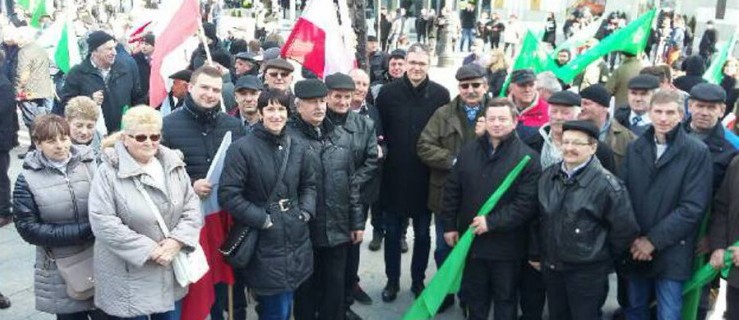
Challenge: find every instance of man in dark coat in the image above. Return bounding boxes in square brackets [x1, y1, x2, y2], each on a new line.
[674, 55, 707, 93]
[708, 158, 739, 319]
[59, 31, 146, 132]
[375, 43, 450, 302]
[442, 99, 541, 320]
[621, 89, 713, 319]
[0, 50, 18, 228]
[132, 34, 154, 99]
[290, 79, 365, 320]
[614, 74, 661, 137]
[160, 65, 246, 320]
[378, 7, 393, 52]
[698, 21, 718, 62]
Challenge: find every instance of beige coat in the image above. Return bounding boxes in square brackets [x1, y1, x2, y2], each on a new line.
[16, 42, 53, 99]
[605, 119, 636, 174]
[88, 142, 202, 317]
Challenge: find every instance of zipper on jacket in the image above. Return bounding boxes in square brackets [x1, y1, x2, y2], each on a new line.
[63, 174, 83, 235]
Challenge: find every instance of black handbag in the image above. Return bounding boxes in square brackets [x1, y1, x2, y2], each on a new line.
[219, 136, 291, 268]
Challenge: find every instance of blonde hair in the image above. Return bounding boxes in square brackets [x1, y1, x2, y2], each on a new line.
[102, 105, 162, 148]
[65, 96, 100, 121]
[487, 49, 508, 72]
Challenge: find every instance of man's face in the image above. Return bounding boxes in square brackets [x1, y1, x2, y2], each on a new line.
[140, 42, 155, 55]
[367, 41, 378, 53]
[236, 88, 260, 115]
[485, 106, 517, 139]
[188, 73, 223, 109]
[548, 105, 579, 129]
[578, 98, 607, 125]
[171, 79, 189, 99]
[510, 81, 537, 106]
[327, 90, 353, 114]
[406, 51, 430, 84]
[561, 130, 597, 168]
[627, 89, 653, 114]
[92, 40, 117, 69]
[458, 78, 487, 106]
[350, 72, 370, 106]
[556, 51, 570, 66]
[689, 100, 725, 132]
[388, 58, 406, 79]
[264, 68, 293, 91]
[297, 97, 327, 127]
[649, 102, 683, 137]
[234, 59, 254, 76]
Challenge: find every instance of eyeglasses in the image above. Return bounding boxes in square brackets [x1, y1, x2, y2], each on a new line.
[268, 71, 291, 78]
[460, 82, 484, 89]
[128, 134, 161, 143]
[561, 139, 592, 147]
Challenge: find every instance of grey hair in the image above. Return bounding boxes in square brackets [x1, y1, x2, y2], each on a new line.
[536, 71, 562, 94]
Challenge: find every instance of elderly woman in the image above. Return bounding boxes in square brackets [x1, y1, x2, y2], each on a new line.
[13, 114, 101, 320]
[88, 106, 202, 320]
[64, 96, 103, 160]
[219, 89, 316, 320]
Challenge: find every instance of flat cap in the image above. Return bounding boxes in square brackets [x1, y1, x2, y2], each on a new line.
[628, 74, 660, 90]
[325, 73, 356, 90]
[580, 84, 611, 107]
[235, 51, 262, 62]
[455, 64, 485, 81]
[368, 35, 378, 42]
[563, 120, 599, 140]
[390, 49, 406, 59]
[511, 69, 536, 85]
[689, 83, 727, 103]
[169, 69, 192, 82]
[263, 47, 282, 62]
[234, 75, 263, 91]
[263, 58, 294, 72]
[547, 90, 581, 107]
[295, 79, 328, 99]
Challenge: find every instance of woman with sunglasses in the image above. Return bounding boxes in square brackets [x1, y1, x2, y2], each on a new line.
[13, 114, 103, 320]
[88, 106, 202, 320]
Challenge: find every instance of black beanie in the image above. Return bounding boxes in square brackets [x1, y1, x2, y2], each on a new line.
[86, 31, 115, 53]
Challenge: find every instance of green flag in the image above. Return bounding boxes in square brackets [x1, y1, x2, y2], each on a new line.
[402, 155, 532, 320]
[17, 0, 31, 10]
[703, 30, 737, 84]
[683, 240, 739, 295]
[681, 208, 713, 320]
[551, 17, 604, 57]
[30, 0, 47, 28]
[554, 9, 656, 84]
[54, 21, 71, 73]
[498, 31, 556, 97]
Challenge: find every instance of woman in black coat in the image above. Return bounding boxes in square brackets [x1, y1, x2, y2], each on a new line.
[542, 12, 557, 47]
[218, 89, 317, 320]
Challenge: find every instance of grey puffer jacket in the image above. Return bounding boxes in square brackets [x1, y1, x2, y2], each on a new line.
[88, 142, 202, 318]
[13, 145, 97, 314]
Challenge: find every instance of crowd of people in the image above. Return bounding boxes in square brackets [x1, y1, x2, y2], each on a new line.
[0, 1, 739, 320]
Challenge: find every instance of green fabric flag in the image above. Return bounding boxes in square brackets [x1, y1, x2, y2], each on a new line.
[554, 9, 656, 84]
[17, 0, 31, 10]
[402, 155, 532, 320]
[683, 240, 739, 295]
[498, 31, 555, 97]
[30, 0, 47, 28]
[703, 31, 737, 84]
[54, 22, 71, 73]
[681, 208, 713, 320]
[551, 17, 604, 56]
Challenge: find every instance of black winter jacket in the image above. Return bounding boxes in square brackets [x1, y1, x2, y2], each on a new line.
[621, 125, 713, 280]
[0, 74, 18, 152]
[161, 96, 245, 182]
[59, 58, 145, 132]
[377, 75, 451, 215]
[287, 117, 363, 247]
[683, 120, 737, 192]
[524, 127, 618, 173]
[328, 111, 380, 206]
[218, 124, 316, 295]
[538, 157, 640, 270]
[356, 103, 386, 204]
[441, 133, 541, 260]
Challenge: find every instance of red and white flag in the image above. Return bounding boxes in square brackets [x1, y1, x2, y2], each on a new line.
[281, 0, 356, 79]
[149, 0, 200, 107]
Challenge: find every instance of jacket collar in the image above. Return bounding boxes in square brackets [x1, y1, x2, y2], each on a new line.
[552, 156, 603, 188]
[79, 57, 127, 79]
[23, 145, 94, 171]
[290, 115, 337, 140]
[102, 141, 186, 179]
[478, 131, 518, 161]
[682, 118, 729, 153]
[183, 94, 221, 124]
[402, 74, 430, 95]
[635, 124, 685, 167]
[252, 122, 287, 146]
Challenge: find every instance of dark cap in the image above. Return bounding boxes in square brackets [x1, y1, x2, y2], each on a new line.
[235, 75, 263, 91]
[547, 91, 581, 107]
[142, 33, 155, 46]
[455, 64, 485, 81]
[169, 69, 192, 82]
[235, 51, 262, 62]
[294, 79, 328, 99]
[325, 73, 356, 91]
[628, 74, 660, 90]
[264, 58, 295, 72]
[563, 120, 599, 140]
[390, 49, 406, 59]
[510, 69, 536, 85]
[86, 30, 116, 52]
[580, 84, 611, 107]
[263, 47, 282, 62]
[368, 35, 378, 42]
[689, 83, 727, 103]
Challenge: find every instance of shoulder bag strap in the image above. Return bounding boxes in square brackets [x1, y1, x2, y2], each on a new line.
[265, 136, 291, 205]
[134, 178, 171, 237]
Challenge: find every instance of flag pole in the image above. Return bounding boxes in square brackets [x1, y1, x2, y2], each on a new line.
[228, 284, 234, 320]
[196, 19, 226, 113]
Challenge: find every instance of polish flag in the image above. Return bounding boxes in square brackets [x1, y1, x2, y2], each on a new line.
[281, 0, 356, 79]
[148, 0, 201, 107]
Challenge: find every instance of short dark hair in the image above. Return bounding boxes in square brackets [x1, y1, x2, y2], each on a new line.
[486, 97, 519, 118]
[257, 88, 291, 114]
[191, 65, 222, 84]
[32, 114, 70, 143]
[640, 65, 671, 83]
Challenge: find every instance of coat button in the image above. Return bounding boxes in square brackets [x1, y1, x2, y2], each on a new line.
[575, 228, 580, 234]
[680, 240, 686, 245]
[550, 264, 555, 270]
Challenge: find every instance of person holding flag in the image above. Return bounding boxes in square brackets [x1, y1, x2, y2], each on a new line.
[441, 98, 541, 320]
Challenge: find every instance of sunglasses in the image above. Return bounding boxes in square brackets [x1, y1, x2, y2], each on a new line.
[268, 71, 291, 78]
[128, 134, 161, 143]
[460, 82, 484, 89]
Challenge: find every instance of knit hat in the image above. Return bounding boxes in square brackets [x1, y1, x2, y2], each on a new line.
[86, 30, 115, 52]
